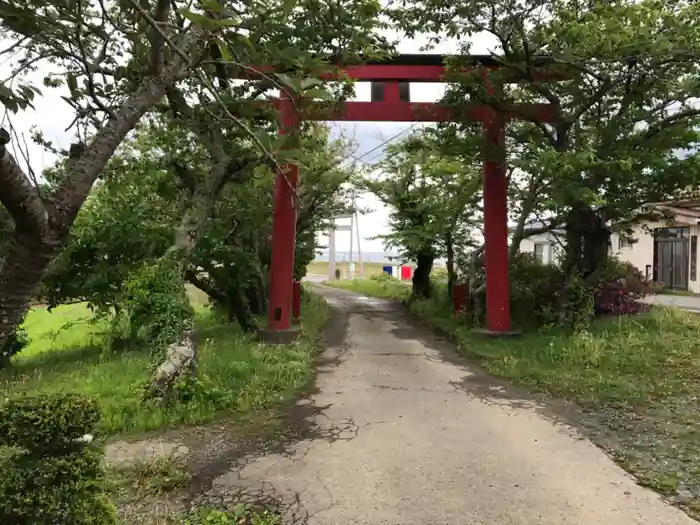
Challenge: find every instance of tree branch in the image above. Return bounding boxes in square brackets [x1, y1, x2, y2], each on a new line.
[50, 26, 204, 232]
[151, 0, 171, 74]
[643, 108, 700, 139]
[0, 128, 48, 237]
[184, 268, 227, 303]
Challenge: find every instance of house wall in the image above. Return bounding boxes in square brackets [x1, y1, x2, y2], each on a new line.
[519, 231, 563, 265]
[517, 222, 700, 293]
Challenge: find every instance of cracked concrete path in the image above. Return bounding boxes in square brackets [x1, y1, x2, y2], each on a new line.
[213, 286, 697, 524]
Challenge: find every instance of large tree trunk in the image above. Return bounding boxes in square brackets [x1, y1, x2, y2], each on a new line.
[564, 205, 611, 280]
[412, 248, 434, 299]
[559, 204, 611, 325]
[0, 30, 203, 348]
[146, 141, 246, 396]
[0, 233, 57, 343]
[147, 328, 197, 401]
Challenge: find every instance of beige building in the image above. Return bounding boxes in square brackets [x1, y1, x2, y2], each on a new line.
[518, 201, 700, 293]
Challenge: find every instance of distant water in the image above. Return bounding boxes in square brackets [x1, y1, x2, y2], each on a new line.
[313, 251, 400, 264]
[313, 250, 446, 267]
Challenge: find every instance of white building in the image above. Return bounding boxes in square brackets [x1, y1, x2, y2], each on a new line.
[518, 201, 700, 293]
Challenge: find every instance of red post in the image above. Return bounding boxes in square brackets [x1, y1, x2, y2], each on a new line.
[483, 116, 511, 332]
[452, 283, 468, 315]
[292, 280, 301, 320]
[267, 92, 300, 331]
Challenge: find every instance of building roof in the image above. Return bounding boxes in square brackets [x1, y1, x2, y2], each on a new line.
[518, 218, 566, 234]
[516, 199, 700, 235]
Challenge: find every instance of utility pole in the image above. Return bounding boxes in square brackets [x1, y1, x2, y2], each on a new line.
[353, 192, 364, 278]
[349, 210, 354, 278]
[328, 219, 336, 281]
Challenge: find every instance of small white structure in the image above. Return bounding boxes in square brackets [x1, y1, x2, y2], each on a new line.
[518, 201, 700, 293]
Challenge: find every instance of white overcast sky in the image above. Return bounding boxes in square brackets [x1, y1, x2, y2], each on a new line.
[2, 26, 499, 254]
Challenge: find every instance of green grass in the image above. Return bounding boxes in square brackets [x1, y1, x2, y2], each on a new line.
[306, 261, 389, 278]
[0, 293, 329, 437]
[440, 307, 700, 405]
[329, 277, 412, 301]
[155, 504, 281, 525]
[109, 456, 191, 498]
[328, 278, 700, 517]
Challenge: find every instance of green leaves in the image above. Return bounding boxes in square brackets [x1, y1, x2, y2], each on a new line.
[0, 82, 40, 113]
[178, 8, 240, 29]
[281, 0, 297, 15]
[363, 129, 482, 262]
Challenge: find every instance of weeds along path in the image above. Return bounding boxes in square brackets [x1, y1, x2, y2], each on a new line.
[205, 285, 696, 525]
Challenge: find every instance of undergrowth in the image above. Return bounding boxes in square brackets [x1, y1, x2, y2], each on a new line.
[0, 293, 329, 437]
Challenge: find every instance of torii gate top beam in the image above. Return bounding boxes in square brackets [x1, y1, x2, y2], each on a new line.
[241, 53, 564, 83]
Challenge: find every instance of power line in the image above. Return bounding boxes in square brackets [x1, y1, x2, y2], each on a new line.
[347, 122, 421, 165]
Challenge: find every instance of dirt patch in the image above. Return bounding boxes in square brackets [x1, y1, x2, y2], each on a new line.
[106, 440, 190, 467]
[109, 303, 349, 524]
[577, 392, 700, 519]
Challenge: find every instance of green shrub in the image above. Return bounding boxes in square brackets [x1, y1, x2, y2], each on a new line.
[466, 252, 564, 327]
[594, 257, 654, 316]
[476, 253, 652, 327]
[0, 393, 99, 450]
[0, 393, 116, 525]
[509, 252, 565, 326]
[0, 311, 29, 369]
[371, 271, 392, 282]
[110, 257, 193, 353]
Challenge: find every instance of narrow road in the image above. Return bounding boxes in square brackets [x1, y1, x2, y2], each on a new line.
[643, 293, 700, 312]
[214, 286, 696, 524]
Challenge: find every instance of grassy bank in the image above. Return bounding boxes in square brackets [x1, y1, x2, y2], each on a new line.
[329, 276, 413, 300]
[328, 278, 700, 517]
[0, 293, 329, 437]
[306, 261, 388, 279]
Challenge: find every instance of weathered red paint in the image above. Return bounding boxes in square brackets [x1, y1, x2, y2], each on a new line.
[257, 100, 559, 123]
[383, 81, 401, 101]
[292, 280, 302, 320]
[452, 283, 468, 315]
[267, 92, 300, 331]
[483, 117, 510, 332]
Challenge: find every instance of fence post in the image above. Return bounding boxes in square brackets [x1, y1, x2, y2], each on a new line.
[452, 283, 468, 315]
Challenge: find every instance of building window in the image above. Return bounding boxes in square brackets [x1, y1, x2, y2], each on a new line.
[618, 236, 633, 249]
[692, 236, 697, 281]
[655, 227, 689, 240]
[534, 243, 546, 263]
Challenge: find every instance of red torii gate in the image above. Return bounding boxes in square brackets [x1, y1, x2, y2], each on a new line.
[258, 54, 558, 342]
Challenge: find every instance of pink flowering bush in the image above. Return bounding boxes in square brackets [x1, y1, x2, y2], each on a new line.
[594, 259, 654, 316]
